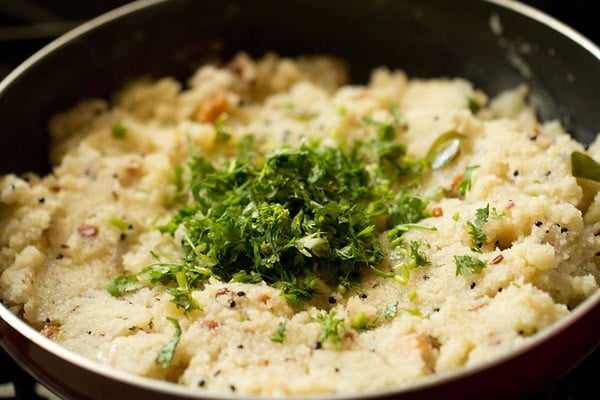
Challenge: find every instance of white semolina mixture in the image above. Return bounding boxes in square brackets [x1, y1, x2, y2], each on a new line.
[1, 53, 599, 396]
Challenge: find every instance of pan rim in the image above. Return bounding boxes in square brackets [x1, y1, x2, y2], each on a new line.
[485, 0, 600, 62]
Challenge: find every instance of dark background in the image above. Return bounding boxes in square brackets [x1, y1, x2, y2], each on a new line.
[1, 1, 599, 399]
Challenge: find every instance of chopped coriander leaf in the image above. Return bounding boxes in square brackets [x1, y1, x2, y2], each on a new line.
[456, 165, 479, 196]
[423, 186, 446, 201]
[391, 240, 431, 284]
[214, 114, 231, 144]
[387, 223, 436, 243]
[405, 308, 422, 316]
[270, 320, 288, 343]
[151, 132, 426, 302]
[408, 240, 431, 267]
[362, 116, 396, 141]
[230, 270, 264, 284]
[313, 310, 345, 346]
[335, 104, 348, 116]
[390, 103, 405, 127]
[381, 302, 399, 320]
[109, 119, 429, 306]
[466, 225, 486, 252]
[454, 255, 486, 275]
[387, 190, 431, 227]
[108, 216, 129, 231]
[280, 102, 317, 121]
[174, 165, 186, 199]
[466, 204, 490, 252]
[275, 275, 319, 302]
[155, 317, 181, 368]
[467, 96, 483, 114]
[465, 204, 502, 252]
[351, 311, 370, 332]
[106, 253, 208, 313]
[489, 207, 504, 219]
[167, 287, 200, 314]
[111, 121, 126, 139]
[106, 275, 144, 297]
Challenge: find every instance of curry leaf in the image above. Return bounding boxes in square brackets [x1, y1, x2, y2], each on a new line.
[571, 151, 600, 182]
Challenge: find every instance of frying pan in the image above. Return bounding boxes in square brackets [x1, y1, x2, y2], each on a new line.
[1, 0, 599, 399]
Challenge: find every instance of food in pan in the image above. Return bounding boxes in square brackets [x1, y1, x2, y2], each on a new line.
[1, 53, 599, 395]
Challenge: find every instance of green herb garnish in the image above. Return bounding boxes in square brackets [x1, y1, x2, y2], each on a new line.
[106, 252, 204, 313]
[467, 96, 483, 114]
[408, 240, 431, 268]
[465, 204, 503, 252]
[454, 255, 486, 275]
[270, 320, 287, 343]
[213, 114, 232, 144]
[571, 151, 600, 182]
[173, 165, 186, 199]
[105, 275, 144, 297]
[335, 104, 348, 116]
[155, 317, 181, 368]
[405, 308, 422, 316]
[380, 302, 399, 320]
[466, 205, 490, 252]
[456, 165, 479, 196]
[111, 121, 126, 139]
[390, 104, 405, 127]
[388, 240, 431, 285]
[167, 287, 200, 314]
[313, 310, 345, 347]
[107, 114, 429, 307]
[280, 102, 317, 121]
[407, 290, 417, 301]
[350, 311, 370, 332]
[362, 116, 396, 142]
[108, 216, 129, 231]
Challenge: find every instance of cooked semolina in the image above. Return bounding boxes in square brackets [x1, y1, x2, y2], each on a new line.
[1, 52, 599, 396]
